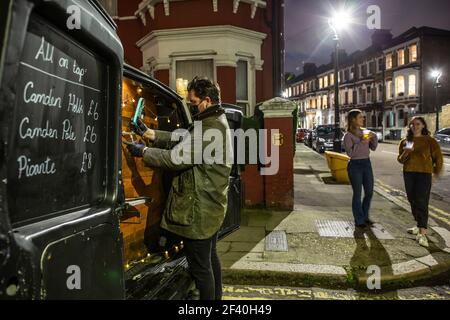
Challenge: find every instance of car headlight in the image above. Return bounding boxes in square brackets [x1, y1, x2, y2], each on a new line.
[318, 138, 325, 142]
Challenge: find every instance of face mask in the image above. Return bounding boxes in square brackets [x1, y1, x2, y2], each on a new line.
[190, 100, 204, 116]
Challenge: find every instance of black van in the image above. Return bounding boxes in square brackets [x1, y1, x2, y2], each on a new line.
[0, 0, 242, 299]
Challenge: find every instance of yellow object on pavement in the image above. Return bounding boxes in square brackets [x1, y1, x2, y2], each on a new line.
[325, 151, 350, 184]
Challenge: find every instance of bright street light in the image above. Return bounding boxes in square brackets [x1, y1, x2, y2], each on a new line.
[329, 10, 351, 30]
[328, 10, 352, 40]
[431, 70, 442, 78]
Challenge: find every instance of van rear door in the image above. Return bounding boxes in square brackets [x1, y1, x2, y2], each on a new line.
[0, 0, 124, 299]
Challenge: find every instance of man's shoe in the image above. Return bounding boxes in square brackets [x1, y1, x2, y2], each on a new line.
[407, 227, 419, 235]
[365, 219, 376, 227]
[416, 234, 429, 248]
[355, 223, 368, 229]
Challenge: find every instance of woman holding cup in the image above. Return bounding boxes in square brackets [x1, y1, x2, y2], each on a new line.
[398, 117, 443, 247]
[343, 109, 379, 229]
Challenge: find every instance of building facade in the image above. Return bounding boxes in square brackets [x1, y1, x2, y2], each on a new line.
[99, 0, 285, 117]
[288, 27, 450, 137]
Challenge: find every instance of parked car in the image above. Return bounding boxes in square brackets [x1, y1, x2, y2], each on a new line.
[296, 128, 307, 142]
[304, 129, 313, 147]
[312, 125, 346, 153]
[367, 128, 383, 142]
[434, 128, 450, 154]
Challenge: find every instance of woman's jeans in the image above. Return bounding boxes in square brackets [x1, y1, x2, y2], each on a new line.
[347, 159, 374, 226]
[403, 172, 432, 229]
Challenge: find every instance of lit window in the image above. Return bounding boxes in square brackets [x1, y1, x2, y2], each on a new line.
[395, 76, 405, 96]
[398, 49, 405, 66]
[410, 44, 418, 62]
[386, 80, 392, 99]
[330, 73, 334, 86]
[386, 54, 392, 69]
[324, 76, 328, 88]
[288, 87, 292, 97]
[322, 95, 327, 107]
[319, 78, 323, 89]
[409, 75, 416, 96]
[177, 59, 214, 83]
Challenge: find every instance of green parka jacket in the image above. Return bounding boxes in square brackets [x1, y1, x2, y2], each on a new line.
[142, 105, 232, 240]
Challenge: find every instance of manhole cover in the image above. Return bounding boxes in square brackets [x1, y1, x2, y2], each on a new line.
[315, 220, 395, 240]
[265, 231, 288, 252]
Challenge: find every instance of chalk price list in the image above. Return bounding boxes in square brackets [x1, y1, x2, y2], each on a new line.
[16, 34, 103, 180]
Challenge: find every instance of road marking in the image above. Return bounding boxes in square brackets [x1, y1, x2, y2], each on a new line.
[375, 179, 450, 226]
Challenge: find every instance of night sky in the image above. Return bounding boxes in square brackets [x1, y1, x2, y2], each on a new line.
[285, 0, 450, 75]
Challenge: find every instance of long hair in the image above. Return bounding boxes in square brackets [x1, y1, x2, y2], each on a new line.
[347, 109, 363, 135]
[406, 116, 430, 142]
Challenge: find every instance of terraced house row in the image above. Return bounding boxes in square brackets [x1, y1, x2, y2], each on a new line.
[287, 27, 450, 137]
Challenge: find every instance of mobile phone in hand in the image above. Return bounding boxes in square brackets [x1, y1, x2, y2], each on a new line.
[404, 141, 414, 149]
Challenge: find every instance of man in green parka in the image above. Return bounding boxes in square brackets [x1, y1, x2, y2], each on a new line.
[126, 77, 232, 300]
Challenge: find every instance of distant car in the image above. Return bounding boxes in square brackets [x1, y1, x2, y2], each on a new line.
[312, 125, 346, 153]
[296, 128, 307, 142]
[434, 128, 450, 154]
[367, 128, 383, 142]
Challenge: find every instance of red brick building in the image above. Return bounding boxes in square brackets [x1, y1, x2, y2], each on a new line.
[99, 0, 291, 210]
[100, 0, 284, 116]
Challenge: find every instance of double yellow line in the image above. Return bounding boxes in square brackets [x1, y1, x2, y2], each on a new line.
[375, 179, 450, 227]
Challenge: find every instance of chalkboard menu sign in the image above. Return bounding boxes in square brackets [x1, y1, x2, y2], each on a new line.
[7, 15, 108, 224]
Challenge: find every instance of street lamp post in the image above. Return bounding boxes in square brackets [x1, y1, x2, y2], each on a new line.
[432, 70, 442, 133]
[332, 35, 341, 152]
[328, 15, 346, 152]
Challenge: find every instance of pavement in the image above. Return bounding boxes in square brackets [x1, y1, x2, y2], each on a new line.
[219, 143, 450, 291]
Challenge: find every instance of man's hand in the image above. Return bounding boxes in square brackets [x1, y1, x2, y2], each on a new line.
[124, 141, 146, 158]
